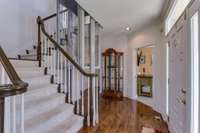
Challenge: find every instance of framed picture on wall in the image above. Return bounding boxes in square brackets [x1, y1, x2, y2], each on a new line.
[139, 56, 145, 64]
[137, 75, 152, 97]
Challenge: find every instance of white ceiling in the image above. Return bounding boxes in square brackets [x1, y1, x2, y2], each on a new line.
[75, 0, 166, 35]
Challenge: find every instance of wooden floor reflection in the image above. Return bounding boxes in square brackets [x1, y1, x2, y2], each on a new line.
[78, 97, 169, 133]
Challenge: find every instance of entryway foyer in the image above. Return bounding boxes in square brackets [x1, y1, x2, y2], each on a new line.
[0, 0, 200, 133]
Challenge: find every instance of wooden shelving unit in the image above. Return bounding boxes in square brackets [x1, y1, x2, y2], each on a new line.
[102, 48, 124, 100]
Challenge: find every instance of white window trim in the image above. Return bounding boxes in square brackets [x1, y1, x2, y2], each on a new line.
[190, 11, 199, 133]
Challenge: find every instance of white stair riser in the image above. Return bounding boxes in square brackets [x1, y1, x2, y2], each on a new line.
[10, 60, 38, 68]
[25, 85, 58, 103]
[17, 71, 45, 80]
[47, 115, 84, 133]
[25, 76, 51, 88]
[26, 107, 74, 133]
[66, 121, 83, 133]
[24, 95, 65, 121]
[26, 50, 37, 55]
[20, 56, 37, 60]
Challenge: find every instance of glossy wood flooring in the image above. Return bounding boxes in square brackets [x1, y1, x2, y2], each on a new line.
[78, 97, 169, 133]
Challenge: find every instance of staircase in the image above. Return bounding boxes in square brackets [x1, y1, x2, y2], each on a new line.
[17, 46, 38, 60]
[10, 59, 83, 133]
[0, 1, 101, 133]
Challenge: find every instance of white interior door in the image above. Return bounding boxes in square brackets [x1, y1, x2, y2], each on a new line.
[168, 15, 187, 133]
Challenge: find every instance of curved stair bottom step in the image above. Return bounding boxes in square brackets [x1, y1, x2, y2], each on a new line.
[23, 104, 75, 133]
[46, 115, 84, 133]
[21, 114, 84, 133]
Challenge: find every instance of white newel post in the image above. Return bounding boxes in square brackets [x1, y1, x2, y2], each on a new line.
[2, 66, 11, 133]
[90, 18, 96, 126]
[1, 60, 25, 133]
[78, 6, 85, 116]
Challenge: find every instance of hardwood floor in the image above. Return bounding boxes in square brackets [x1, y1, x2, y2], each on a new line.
[78, 97, 169, 133]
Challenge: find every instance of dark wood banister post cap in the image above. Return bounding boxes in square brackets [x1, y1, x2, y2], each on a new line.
[37, 16, 42, 24]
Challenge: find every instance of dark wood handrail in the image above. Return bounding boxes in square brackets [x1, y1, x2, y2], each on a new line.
[37, 9, 69, 67]
[38, 17, 97, 77]
[42, 9, 68, 22]
[0, 46, 28, 97]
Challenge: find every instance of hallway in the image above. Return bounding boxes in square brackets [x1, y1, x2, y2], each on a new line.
[0, 0, 200, 133]
[79, 98, 169, 133]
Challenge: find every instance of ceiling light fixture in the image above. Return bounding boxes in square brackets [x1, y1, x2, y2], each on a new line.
[126, 27, 131, 31]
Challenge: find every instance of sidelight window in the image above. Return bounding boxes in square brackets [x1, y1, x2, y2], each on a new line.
[165, 0, 191, 35]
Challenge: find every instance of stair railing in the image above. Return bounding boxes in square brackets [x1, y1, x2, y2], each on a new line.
[37, 10, 99, 126]
[0, 46, 28, 133]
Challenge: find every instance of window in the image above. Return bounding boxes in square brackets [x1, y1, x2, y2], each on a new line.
[165, 0, 191, 35]
[190, 12, 199, 133]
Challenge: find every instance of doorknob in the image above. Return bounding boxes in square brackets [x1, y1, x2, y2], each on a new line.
[181, 88, 186, 94]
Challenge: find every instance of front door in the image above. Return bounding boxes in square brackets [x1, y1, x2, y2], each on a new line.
[168, 14, 187, 133]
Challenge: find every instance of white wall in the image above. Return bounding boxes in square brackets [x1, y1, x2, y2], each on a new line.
[0, 0, 56, 57]
[100, 20, 167, 119]
[127, 20, 167, 117]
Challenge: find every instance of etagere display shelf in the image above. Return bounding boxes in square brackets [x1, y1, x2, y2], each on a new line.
[102, 48, 124, 100]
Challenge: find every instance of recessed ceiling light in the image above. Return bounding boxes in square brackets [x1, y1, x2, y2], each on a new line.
[126, 27, 131, 31]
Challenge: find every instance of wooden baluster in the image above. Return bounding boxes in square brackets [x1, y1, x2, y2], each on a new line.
[44, 38, 48, 69]
[96, 73, 99, 123]
[76, 71, 80, 114]
[52, 31, 57, 79]
[53, 46, 57, 84]
[64, 60, 67, 94]
[65, 60, 68, 100]
[49, 45, 53, 76]
[0, 97, 4, 133]
[46, 38, 50, 74]
[41, 35, 44, 67]
[60, 54, 63, 92]
[87, 78, 90, 126]
[4, 97, 10, 133]
[75, 70, 78, 114]
[49, 33, 53, 77]
[57, 52, 61, 92]
[68, 62, 71, 103]
[3, 69, 11, 133]
[43, 36, 46, 68]
[81, 75, 84, 115]
[20, 94, 25, 133]
[11, 96, 16, 133]
[37, 17, 42, 67]
[0, 63, 5, 133]
[72, 66, 75, 104]
[90, 76, 94, 126]
[93, 76, 96, 124]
